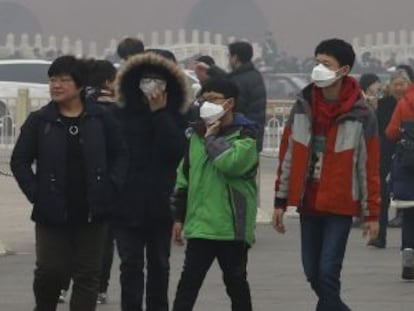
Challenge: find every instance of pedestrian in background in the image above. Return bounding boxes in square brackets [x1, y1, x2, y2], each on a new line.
[386, 76, 414, 280]
[369, 69, 411, 248]
[117, 37, 145, 61]
[359, 73, 382, 109]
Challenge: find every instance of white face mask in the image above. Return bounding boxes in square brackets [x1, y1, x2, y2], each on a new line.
[200, 101, 227, 125]
[311, 64, 342, 88]
[139, 78, 166, 96]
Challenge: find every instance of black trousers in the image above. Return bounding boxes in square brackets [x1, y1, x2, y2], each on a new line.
[378, 168, 390, 243]
[99, 228, 115, 293]
[172, 239, 252, 311]
[114, 221, 172, 311]
[60, 229, 114, 293]
[402, 208, 414, 249]
[33, 222, 108, 311]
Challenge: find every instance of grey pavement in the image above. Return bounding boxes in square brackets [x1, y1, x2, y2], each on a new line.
[0, 156, 413, 310]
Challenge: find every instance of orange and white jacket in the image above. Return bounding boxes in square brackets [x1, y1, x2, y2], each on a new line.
[274, 87, 380, 220]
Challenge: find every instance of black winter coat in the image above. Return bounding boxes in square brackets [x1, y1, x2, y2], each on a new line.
[113, 52, 189, 226]
[376, 95, 398, 179]
[228, 62, 267, 151]
[10, 101, 128, 225]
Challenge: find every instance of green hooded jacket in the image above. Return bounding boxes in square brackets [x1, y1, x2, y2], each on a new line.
[173, 115, 258, 245]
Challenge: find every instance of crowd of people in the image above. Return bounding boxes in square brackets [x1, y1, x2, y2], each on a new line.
[7, 36, 414, 311]
[3, 33, 414, 76]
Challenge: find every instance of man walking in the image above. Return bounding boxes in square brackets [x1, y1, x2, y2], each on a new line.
[228, 41, 266, 152]
[273, 39, 380, 310]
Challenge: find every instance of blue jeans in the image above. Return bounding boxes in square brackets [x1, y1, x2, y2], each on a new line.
[300, 215, 352, 311]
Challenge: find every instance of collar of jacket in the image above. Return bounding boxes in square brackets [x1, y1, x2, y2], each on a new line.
[39, 99, 104, 122]
[297, 83, 371, 123]
[230, 62, 255, 76]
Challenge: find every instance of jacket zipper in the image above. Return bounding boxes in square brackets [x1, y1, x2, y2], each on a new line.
[79, 112, 93, 224]
[56, 117, 69, 222]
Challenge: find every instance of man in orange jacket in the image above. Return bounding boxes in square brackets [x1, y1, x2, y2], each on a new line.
[273, 38, 380, 311]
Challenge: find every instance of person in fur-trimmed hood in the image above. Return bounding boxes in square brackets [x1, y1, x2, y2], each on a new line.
[113, 51, 189, 311]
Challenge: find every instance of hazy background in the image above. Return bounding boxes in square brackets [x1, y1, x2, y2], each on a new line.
[1, 0, 414, 57]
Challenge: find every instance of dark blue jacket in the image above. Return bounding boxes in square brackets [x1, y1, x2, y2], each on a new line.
[376, 96, 397, 179]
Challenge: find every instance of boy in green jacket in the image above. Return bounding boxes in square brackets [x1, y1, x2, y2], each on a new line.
[171, 78, 258, 311]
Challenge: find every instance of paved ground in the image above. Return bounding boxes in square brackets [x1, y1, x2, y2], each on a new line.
[0, 156, 413, 310]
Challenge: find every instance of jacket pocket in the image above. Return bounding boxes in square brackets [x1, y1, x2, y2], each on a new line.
[33, 173, 66, 223]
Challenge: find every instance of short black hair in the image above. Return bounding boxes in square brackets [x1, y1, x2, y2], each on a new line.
[314, 38, 355, 68]
[397, 64, 414, 82]
[196, 55, 215, 66]
[117, 37, 144, 60]
[359, 73, 380, 92]
[200, 78, 239, 100]
[145, 49, 177, 63]
[228, 41, 253, 64]
[85, 59, 117, 88]
[48, 55, 87, 88]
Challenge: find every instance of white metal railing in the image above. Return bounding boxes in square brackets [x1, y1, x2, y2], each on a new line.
[261, 105, 291, 156]
[0, 97, 16, 149]
[262, 117, 284, 156]
[0, 114, 15, 148]
[0, 92, 49, 149]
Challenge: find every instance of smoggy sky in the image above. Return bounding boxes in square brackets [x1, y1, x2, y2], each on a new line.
[2, 0, 414, 57]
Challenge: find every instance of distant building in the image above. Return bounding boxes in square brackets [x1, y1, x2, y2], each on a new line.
[0, 2, 42, 42]
[186, 0, 269, 42]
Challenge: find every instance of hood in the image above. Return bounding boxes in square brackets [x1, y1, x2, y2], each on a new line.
[116, 52, 190, 114]
[230, 113, 258, 131]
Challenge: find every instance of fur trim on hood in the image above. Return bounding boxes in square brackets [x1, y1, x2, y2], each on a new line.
[116, 52, 190, 114]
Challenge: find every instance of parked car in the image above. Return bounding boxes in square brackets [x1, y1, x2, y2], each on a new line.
[0, 59, 51, 117]
[263, 73, 310, 100]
